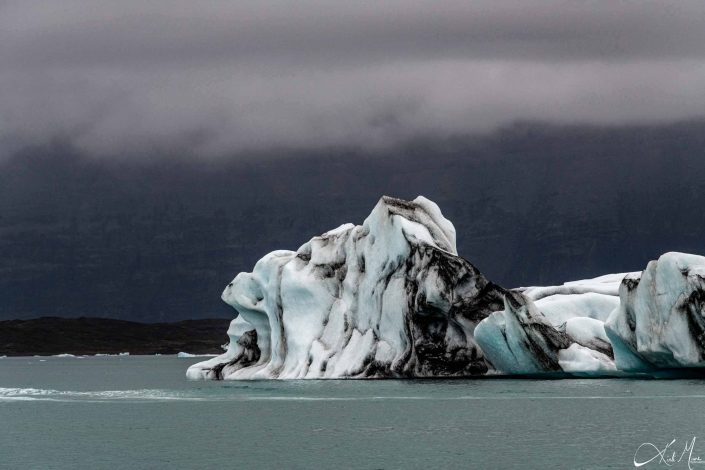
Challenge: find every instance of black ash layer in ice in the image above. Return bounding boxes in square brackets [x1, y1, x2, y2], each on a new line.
[188, 197, 705, 379]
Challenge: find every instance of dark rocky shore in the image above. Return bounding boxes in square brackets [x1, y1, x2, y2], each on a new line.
[0, 317, 230, 356]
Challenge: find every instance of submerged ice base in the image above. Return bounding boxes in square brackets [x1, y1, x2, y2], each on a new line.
[188, 196, 705, 380]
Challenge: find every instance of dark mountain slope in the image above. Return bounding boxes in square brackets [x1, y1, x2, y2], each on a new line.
[0, 317, 230, 356]
[1, 120, 704, 321]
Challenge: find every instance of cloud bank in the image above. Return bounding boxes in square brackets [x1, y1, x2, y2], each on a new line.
[2, 1, 705, 156]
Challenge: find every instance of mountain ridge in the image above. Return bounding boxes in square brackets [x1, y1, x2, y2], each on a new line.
[2, 119, 705, 321]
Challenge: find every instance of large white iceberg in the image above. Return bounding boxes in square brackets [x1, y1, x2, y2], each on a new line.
[188, 196, 515, 379]
[188, 196, 705, 379]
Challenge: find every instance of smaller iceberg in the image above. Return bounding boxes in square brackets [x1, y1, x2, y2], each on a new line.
[177, 352, 217, 358]
[605, 252, 705, 371]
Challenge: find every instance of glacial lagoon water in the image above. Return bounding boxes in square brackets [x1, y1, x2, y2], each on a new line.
[1, 356, 705, 469]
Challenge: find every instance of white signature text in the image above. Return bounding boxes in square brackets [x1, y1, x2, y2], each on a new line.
[635, 437, 705, 469]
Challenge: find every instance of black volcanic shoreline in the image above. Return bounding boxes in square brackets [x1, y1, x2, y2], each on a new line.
[0, 317, 231, 356]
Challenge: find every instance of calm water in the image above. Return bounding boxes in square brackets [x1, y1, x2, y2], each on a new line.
[1, 356, 705, 469]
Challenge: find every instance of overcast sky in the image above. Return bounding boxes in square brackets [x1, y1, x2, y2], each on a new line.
[2, 1, 705, 157]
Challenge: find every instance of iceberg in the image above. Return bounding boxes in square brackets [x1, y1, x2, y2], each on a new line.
[188, 196, 705, 379]
[188, 196, 515, 379]
[177, 352, 217, 358]
[605, 252, 705, 371]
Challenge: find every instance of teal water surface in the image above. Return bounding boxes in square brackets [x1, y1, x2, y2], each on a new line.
[1, 355, 705, 469]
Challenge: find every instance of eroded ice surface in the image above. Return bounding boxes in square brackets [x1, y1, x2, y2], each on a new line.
[188, 196, 705, 379]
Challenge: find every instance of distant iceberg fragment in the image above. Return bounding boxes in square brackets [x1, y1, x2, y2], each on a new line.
[188, 195, 705, 379]
[177, 352, 218, 358]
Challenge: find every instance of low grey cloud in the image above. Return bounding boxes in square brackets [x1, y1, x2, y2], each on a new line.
[2, 0, 705, 157]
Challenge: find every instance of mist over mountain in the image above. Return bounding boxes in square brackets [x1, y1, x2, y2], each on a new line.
[2, 120, 705, 321]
